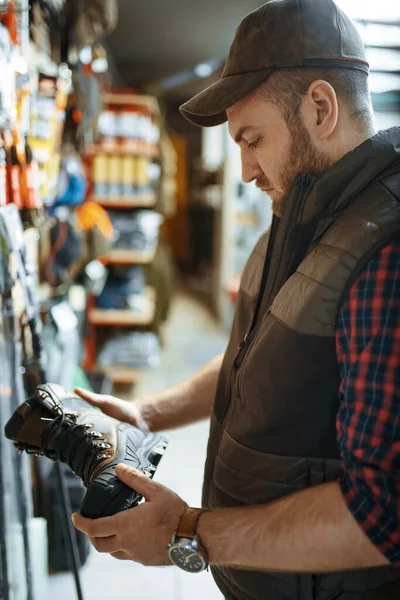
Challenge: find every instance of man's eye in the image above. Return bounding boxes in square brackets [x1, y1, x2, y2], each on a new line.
[247, 138, 260, 149]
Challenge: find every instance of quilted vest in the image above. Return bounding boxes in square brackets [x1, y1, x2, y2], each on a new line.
[204, 128, 400, 600]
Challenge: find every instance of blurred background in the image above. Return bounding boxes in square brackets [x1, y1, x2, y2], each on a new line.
[0, 1, 398, 599]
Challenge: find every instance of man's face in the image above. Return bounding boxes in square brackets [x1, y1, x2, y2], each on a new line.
[227, 93, 332, 216]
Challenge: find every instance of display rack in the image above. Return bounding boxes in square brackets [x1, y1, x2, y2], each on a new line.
[84, 91, 163, 386]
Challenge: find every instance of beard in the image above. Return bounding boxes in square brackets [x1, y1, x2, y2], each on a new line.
[271, 116, 333, 217]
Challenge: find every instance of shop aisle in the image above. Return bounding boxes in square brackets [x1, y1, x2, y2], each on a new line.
[47, 288, 228, 600]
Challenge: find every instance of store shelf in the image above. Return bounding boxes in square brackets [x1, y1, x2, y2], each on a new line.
[90, 194, 157, 209]
[101, 247, 157, 265]
[95, 365, 148, 384]
[88, 287, 156, 326]
[85, 144, 159, 158]
[102, 93, 160, 116]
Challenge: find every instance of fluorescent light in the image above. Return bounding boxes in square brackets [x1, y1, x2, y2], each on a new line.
[79, 46, 92, 65]
[335, 0, 400, 21]
[369, 72, 400, 93]
[92, 57, 108, 73]
[194, 63, 214, 78]
[366, 48, 400, 71]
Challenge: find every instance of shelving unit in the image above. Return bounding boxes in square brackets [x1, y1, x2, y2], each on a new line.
[100, 247, 157, 265]
[85, 145, 159, 158]
[84, 91, 164, 387]
[90, 194, 157, 209]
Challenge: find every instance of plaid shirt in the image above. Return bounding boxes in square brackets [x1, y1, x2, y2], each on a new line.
[336, 239, 400, 564]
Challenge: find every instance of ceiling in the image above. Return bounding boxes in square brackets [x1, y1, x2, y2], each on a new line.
[105, 0, 400, 113]
[106, 0, 264, 105]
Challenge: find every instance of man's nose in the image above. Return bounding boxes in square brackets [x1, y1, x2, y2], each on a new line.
[241, 153, 263, 184]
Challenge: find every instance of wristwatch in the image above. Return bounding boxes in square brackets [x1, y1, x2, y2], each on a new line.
[168, 507, 209, 573]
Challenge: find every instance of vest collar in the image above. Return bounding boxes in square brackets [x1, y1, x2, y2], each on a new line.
[287, 127, 400, 225]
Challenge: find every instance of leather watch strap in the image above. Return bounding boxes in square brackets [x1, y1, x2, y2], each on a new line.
[176, 507, 209, 560]
[176, 507, 206, 539]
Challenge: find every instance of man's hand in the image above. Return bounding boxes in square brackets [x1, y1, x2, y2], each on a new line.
[74, 388, 150, 431]
[72, 464, 188, 566]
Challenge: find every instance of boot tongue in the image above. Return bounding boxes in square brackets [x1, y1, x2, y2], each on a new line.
[37, 383, 93, 414]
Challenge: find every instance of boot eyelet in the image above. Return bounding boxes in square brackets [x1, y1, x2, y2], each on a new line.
[89, 431, 103, 439]
[97, 453, 111, 460]
[97, 442, 111, 449]
[83, 423, 93, 430]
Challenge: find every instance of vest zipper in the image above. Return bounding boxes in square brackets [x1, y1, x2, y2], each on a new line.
[234, 308, 272, 397]
[232, 216, 280, 396]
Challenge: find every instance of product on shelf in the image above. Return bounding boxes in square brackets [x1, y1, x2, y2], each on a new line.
[98, 331, 160, 369]
[95, 265, 146, 310]
[121, 155, 135, 197]
[109, 209, 162, 252]
[0, 136, 6, 206]
[92, 153, 108, 197]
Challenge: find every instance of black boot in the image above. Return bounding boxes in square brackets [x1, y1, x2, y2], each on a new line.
[5, 383, 168, 519]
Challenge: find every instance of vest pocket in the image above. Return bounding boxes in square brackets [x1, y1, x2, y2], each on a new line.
[213, 431, 341, 506]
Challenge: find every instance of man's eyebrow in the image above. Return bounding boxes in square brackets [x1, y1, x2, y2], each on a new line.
[234, 125, 256, 144]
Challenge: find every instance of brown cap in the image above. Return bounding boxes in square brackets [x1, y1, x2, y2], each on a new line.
[180, 0, 368, 127]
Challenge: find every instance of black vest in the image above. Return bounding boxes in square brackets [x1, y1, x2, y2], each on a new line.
[203, 128, 400, 600]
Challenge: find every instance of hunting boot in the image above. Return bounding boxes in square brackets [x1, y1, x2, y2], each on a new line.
[4, 383, 168, 519]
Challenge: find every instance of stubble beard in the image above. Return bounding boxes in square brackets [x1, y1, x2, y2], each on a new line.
[272, 116, 333, 217]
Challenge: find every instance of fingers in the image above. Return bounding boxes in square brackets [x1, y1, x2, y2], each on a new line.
[74, 387, 125, 417]
[74, 387, 104, 406]
[89, 535, 119, 554]
[115, 464, 160, 500]
[72, 512, 117, 538]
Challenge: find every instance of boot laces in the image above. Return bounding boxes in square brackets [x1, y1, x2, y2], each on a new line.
[39, 396, 112, 484]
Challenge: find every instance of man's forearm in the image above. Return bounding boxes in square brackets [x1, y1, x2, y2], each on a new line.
[199, 481, 389, 572]
[137, 353, 224, 432]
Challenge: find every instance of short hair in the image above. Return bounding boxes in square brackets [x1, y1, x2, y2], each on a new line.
[254, 67, 374, 130]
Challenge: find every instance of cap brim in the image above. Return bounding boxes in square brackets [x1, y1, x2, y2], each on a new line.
[180, 69, 273, 127]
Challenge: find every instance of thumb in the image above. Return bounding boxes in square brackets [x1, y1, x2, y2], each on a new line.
[115, 464, 160, 501]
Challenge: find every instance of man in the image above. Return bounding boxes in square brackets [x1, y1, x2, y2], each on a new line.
[73, 1, 400, 598]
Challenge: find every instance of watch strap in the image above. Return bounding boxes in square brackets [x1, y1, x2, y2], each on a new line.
[176, 507, 209, 560]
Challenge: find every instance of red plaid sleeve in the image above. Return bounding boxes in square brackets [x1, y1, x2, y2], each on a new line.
[336, 240, 400, 564]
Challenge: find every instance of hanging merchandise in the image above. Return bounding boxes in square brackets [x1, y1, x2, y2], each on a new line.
[4, 128, 23, 209]
[21, 138, 41, 211]
[70, 0, 118, 49]
[28, 71, 70, 206]
[75, 199, 114, 262]
[51, 145, 87, 212]
[0, 137, 7, 207]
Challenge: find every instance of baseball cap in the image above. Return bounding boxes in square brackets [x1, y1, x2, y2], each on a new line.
[180, 0, 368, 127]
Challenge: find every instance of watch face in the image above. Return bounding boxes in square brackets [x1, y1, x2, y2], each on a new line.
[169, 542, 206, 573]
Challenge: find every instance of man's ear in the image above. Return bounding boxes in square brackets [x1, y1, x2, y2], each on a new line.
[301, 80, 338, 142]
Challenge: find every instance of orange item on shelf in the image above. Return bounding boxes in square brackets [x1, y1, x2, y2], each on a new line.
[21, 141, 41, 209]
[1, 1, 19, 45]
[75, 200, 114, 240]
[4, 129, 24, 209]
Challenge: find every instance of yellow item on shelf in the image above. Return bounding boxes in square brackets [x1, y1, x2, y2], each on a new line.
[108, 155, 121, 196]
[121, 156, 135, 197]
[136, 156, 150, 194]
[93, 154, 108, 197]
